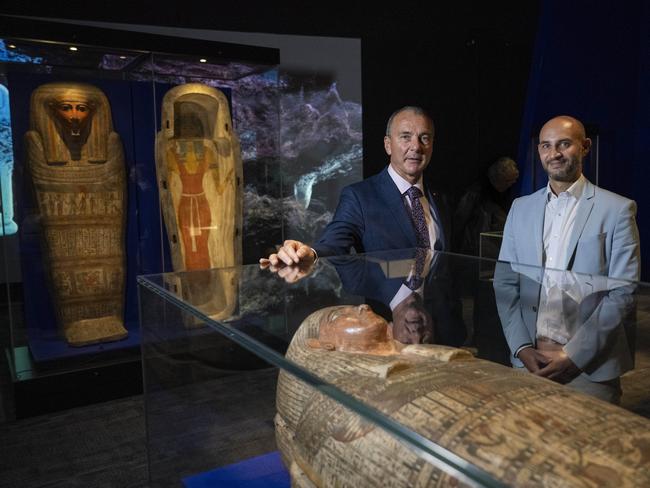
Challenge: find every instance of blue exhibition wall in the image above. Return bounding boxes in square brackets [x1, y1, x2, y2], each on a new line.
[516, 0, 650, 280]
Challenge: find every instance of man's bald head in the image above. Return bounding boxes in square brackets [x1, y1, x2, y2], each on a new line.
[540, 115, 587, 141]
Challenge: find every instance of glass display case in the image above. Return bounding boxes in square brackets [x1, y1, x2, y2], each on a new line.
[478, 230, 503, 280]
[138, 251, 650, 487]
[0, 16, 280, 415]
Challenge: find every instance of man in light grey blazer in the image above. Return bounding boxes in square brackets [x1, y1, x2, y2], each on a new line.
[495, 115, 640, 403]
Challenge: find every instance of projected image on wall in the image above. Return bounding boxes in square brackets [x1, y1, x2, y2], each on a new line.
[0, 83, 17, 236]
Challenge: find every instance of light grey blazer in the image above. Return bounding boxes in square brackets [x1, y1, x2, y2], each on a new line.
[494, 178, 640, 381]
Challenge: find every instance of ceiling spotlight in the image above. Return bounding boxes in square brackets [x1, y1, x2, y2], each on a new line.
[119, 56, 127, 59]
[8, 44, 16, 49]
[69, 46, 78, 51]
[199, 58, 207, 63]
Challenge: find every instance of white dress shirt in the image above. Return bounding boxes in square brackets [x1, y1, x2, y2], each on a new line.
[542, 174, 586, 269]
[387, 165, 439, 310]
[535, 174, 587, 343]
[387, 164, 438, 248]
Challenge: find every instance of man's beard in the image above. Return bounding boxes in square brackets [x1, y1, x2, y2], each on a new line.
[545, 158, 581, 182]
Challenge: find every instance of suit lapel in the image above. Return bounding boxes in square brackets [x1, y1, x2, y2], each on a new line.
[376, 168, 417, 247]
[532, 188, 546, 266]
[562, 179, 596, 269]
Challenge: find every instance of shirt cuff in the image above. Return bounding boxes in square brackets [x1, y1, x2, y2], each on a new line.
[389, 284, 416, 311]
[514, 343, 533, 358]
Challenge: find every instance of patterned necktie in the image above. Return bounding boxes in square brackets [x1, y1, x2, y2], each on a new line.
[405, 186, 430, 248]
[404, 186, 431, 290]
[405, 247, 429, 290]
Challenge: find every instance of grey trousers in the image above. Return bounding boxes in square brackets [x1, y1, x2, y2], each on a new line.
[514, 366, 622, 404]
[565, 373, 622, 405]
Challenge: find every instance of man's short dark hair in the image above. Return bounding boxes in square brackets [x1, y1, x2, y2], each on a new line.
[385, 106, 434, 136]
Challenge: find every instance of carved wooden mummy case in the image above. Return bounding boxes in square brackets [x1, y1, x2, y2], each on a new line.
[155, 84, 242, 320]
[276, 306, 650, 487]
[25, 82, 127, 346]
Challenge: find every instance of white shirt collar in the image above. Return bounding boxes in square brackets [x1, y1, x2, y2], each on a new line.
[546, 174, 586, 201]
[387, 164, 424, 195]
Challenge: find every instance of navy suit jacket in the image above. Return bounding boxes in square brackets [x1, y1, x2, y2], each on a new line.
[313, 167, 452, 257]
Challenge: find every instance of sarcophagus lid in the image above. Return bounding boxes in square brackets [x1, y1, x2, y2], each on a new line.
[276, 305, 650, 487]
[25, 82, 127, 346]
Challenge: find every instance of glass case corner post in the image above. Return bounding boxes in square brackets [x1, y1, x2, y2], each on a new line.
[138, 275, 167, 487]
[0, 83, 18, 236]
[138, 276, 169, 388]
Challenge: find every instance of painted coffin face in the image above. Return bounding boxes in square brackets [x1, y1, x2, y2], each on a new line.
[317, 304, 397, 355]
[47, 96, 97, 161]
[53, 100, 93, 137]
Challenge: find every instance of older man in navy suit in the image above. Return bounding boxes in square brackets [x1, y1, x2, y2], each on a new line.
[260, 106, 451, 266]
[261, 106, 464, 346]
